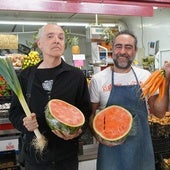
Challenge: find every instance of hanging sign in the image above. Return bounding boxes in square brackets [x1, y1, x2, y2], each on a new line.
[73, 54, 85, 68]
[0, 34, 18, 49]
[73, 54, 85, 60]
[74, 60, 84, 67]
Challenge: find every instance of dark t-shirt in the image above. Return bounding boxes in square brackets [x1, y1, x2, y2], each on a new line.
[9, 60, 91, 163]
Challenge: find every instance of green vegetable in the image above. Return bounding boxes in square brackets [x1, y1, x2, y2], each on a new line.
[0, 76, 11, 96]
[0, 56, 47, 153]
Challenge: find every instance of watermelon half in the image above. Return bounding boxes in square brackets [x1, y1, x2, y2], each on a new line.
[45, 99, 85, 134]
[93, 105, 133, 144]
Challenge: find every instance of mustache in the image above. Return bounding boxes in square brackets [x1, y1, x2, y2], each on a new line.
[117, 54, 129, 58]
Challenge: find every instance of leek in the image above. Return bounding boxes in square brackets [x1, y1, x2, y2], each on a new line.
[0, 56, 47, 153]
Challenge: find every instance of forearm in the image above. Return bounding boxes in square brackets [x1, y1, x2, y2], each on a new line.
[9, 95, 28, 133]
[89, 102, 99, 136]
[9, 109, 28, 133]
[152, 80, 169, 118]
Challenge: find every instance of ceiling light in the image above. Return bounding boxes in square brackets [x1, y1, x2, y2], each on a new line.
[57, 22, 89, 27]
[0, 21, 89, 27]
[0, 21, 116, 28]
[0, 21, 47, 25]
[153, 6, 158, 9]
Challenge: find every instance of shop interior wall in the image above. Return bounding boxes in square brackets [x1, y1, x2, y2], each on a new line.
[121, 8, 170, 66]
[8, 7, 170, 69]
[73, 7, 170, 68]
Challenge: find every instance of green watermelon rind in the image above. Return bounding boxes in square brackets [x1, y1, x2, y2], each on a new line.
[93, 105, 133, 143]
[45, 100, 85, 134]
[97, 132, 128, 144]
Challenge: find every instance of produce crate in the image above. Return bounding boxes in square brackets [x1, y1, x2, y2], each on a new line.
[152, 137, 170, 153]
[160, 152, 170, 170]
[148, 113, 170, 139]
[0, 150, 16, 169]
[149, 122, 170, 139]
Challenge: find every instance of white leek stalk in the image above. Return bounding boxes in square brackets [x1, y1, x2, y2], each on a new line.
[0, 56, 47, 153]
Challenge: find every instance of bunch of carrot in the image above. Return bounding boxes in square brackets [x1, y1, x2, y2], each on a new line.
[141, 69, 166, 101]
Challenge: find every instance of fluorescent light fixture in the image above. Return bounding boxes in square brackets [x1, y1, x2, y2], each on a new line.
[0, 21, 47, 25]
[0, 21, 89, 27]
[58, 22, 117, 27]
[57, 22, 89, 27]
[0, 21, 116, 27]
[153, 6, 158, 9]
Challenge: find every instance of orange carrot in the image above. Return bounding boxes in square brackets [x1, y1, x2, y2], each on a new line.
[148, 75, 164, 97]
[141, 69, 166, 100]
[141, 87, 150, 98]
[141, 77, 159, 98]
[158, 78, 166, 101]
[141, 70, 162, 88]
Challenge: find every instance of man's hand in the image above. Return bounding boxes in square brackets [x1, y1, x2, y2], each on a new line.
[52, 128, 82, 140]
[23, 113, 38, 131]
[163, 61, 170, 81]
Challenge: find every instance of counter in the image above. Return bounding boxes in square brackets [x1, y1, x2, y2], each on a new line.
[78, 143, 98, 162]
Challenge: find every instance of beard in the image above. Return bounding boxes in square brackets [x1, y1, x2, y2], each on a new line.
[113, 54, 134, 69]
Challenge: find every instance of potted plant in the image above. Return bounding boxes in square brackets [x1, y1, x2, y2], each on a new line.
[100, 27, 115, 51]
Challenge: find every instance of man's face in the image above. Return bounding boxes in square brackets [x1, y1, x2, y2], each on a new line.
[112, 34, 137, 70]
[37, 24, 65, 58]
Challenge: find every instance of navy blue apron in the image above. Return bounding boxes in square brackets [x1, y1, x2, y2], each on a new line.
[97, 68, 155, 170]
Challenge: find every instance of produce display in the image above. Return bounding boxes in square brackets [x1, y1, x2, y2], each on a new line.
[148, 112, 170, 138]
[141, 69, 166, 101]
[6, 51, 41, 70]
[22, 51, 41, 69]
[8, 53, 25, 68]
[45, 99, 85, 134]
[148, 112, 170, 125]
[71, 36, 80, 54]
[0, 75, 11, 96]
[93, 105, 133, 143]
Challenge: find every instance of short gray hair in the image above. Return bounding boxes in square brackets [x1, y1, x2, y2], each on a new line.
[36, 23, 60, 40]
[36, 25, 45, 40]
